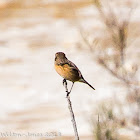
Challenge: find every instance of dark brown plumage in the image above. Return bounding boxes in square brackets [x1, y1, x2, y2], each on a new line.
[54, 52, 95, 92]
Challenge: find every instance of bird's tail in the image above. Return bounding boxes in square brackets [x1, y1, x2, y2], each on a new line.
[79, 78, 95, 90]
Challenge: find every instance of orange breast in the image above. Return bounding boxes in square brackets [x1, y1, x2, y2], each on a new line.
[54, 64, 80, 82]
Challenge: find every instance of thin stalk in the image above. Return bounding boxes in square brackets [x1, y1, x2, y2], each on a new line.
[64, 80, 79, 140]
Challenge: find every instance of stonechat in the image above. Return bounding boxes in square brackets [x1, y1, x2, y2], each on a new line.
[54, 52, 95, 96]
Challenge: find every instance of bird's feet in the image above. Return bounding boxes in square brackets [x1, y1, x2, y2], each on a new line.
[66, 92, 70, 97]
[63, 79, 67, 86]
[63, 79, 70, 97]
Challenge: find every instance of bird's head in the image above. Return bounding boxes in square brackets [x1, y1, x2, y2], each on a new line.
[55, 52, 67, 61]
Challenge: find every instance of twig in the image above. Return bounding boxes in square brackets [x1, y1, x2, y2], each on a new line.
[63, 80, 79, 140]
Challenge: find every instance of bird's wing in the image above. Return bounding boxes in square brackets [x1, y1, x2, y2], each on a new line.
[68, 60, 83, 78]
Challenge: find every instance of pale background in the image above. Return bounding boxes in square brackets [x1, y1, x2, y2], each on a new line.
[0, 0, 140, 140]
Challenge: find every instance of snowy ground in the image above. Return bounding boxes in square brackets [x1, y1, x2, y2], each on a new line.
[0, 0, 139, 140]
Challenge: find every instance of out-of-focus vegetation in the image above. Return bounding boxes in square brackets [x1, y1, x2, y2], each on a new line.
[77, 0, 140, 139]
[0, 0, 140, 140]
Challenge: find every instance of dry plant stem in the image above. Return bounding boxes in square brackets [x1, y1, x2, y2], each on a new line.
[64, 80, 79, 140]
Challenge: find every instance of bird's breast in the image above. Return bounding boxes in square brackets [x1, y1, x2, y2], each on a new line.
[54, 64, 80, 82]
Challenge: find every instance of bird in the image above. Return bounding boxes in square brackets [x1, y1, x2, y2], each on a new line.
[54, 52, 95, 96]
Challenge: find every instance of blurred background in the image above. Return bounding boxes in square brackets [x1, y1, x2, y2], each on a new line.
[0, 0, 140, 140]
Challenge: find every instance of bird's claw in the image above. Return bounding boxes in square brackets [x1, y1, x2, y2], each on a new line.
[66, 91, 70, 97]
[63, 79, 70, 97]
[63, 79, 67, 86]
